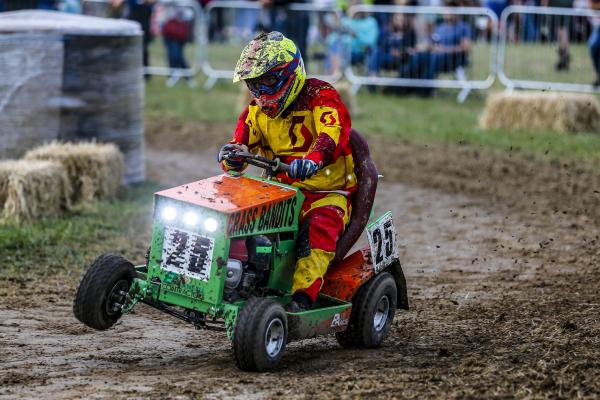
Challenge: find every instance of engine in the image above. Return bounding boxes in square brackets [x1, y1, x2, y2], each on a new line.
[223, 235, 273, 301]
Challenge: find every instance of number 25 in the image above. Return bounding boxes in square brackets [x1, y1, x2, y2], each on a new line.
[373, 221, 394, 264]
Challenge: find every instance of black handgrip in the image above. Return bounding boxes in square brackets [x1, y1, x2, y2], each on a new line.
[224, 151, 290, 174]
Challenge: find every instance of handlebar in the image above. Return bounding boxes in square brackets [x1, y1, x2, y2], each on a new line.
[222, 150, 290, 174]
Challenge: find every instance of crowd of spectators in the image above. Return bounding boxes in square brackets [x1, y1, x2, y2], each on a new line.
[206, 0, 599, 92]
[2, 0, 600, 88]
[314, 0, 600, 91]
[315, 0, 473, 95]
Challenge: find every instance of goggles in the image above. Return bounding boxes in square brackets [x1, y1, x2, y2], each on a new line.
[245, 50, 301, 98]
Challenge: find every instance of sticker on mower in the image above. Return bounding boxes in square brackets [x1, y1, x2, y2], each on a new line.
[161, 226, 214, 281]
[330, 313, 349, 327]
[367, 211, 398, 273]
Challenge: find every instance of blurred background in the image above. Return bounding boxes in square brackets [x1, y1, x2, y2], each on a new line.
[3, 0, 600, 94]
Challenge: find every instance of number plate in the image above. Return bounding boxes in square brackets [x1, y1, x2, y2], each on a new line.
[366, 212, 398, 273]
[161, 226, 214, 281]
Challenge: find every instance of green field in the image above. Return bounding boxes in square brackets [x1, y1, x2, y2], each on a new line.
[146, 35, 600, 159]
[0, 183, 157, 290]
[146, 74, 600, 161]
[503, 43, 597, 85]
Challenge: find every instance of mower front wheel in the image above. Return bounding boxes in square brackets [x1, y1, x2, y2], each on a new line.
[336, 271, 397, 348]
[73, 253, 136, 330]
[233, 297, 288, 372]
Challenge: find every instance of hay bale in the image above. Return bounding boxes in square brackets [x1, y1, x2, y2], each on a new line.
[0, 160, 71, 223]
[24, 142, 124, 203]
[0, 11, 145, 183]
[480, 91, 600, 133]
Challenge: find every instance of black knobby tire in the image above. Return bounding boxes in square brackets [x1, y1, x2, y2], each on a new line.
[233, 297, 288, 372]
[335, 271, 397, 348]
[73, 253, 136, 331]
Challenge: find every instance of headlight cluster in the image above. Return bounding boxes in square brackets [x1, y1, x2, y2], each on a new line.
[160, 206, 219, 232]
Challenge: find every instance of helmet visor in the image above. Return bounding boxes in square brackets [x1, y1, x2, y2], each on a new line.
[245, 71, 285, 98]
[244, 52, 300, 98]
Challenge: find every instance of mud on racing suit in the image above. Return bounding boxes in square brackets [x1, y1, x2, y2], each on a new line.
[221, 78, 357, 304]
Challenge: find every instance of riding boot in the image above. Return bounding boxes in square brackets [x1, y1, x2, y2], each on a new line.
[284, 292, 312, 312]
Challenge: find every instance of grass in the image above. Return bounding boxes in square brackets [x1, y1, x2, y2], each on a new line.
[504, 43, 596, 85]
[145, 78, 239, 123]
[146, 34, 600, 160]
[355, 91, 600, 160]
[145, 75, 600, 161]
[0, 183, 157, 281]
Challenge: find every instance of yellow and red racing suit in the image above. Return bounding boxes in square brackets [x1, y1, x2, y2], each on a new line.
[222, 78, 357, 301]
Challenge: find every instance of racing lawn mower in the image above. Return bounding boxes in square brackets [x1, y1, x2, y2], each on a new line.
[73, 129, 408, 371]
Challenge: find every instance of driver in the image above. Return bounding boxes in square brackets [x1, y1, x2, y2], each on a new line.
[218, 31, 357, 312]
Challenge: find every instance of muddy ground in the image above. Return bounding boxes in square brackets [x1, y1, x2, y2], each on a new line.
[1, 119, 599, 399]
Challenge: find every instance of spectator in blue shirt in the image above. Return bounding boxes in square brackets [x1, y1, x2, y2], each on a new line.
[588, 0, 600, 86]
[348, 11, 380, 63]
[400, 2, 472, 92]
[325, 5, 379, 75]
[368, 13, 417, 75]
[58, 0, 82, 13]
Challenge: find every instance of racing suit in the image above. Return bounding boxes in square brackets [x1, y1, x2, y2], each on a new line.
[221, 78, 357, 303]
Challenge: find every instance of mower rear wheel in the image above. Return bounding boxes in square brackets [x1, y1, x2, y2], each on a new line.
[233, 297, 288, 372]
[73, 253, 135, 330]
[335, 271, 397, 348]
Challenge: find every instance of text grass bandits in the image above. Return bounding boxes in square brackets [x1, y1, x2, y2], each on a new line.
[227, 196, 298, 237]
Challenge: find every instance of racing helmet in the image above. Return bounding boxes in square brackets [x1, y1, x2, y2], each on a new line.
[233, 31, 306, 118]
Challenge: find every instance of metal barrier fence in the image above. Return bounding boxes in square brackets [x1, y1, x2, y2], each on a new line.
[82, 0, 202, 83]
[498, 5, 600, 93]
[10, 2, 600, 97]
[202, 0, 343, 89]
[345, 4, 498, 102]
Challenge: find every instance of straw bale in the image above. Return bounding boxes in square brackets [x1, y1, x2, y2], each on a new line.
[480, 91, 600, 133]
[24, 142, 124, 203]
[0, 160, 71, 223]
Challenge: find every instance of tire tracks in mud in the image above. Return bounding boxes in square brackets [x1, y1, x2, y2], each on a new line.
[1, 122, 599, 399]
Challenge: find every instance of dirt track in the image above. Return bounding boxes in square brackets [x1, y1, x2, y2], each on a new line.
[1, 120, 599, 399]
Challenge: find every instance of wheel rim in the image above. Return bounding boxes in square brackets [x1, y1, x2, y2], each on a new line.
[264, 317, 284, 358]
[106, 279, 129, 316]
[373, 295, 390, 332]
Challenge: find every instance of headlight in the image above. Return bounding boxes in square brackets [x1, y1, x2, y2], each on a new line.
[161, 206, 177, 221]
[204, 217, 218, 232]
[184, 211, 199, 226]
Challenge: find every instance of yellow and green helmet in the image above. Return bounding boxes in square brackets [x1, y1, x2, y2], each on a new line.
[233, 31, 306, 118]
